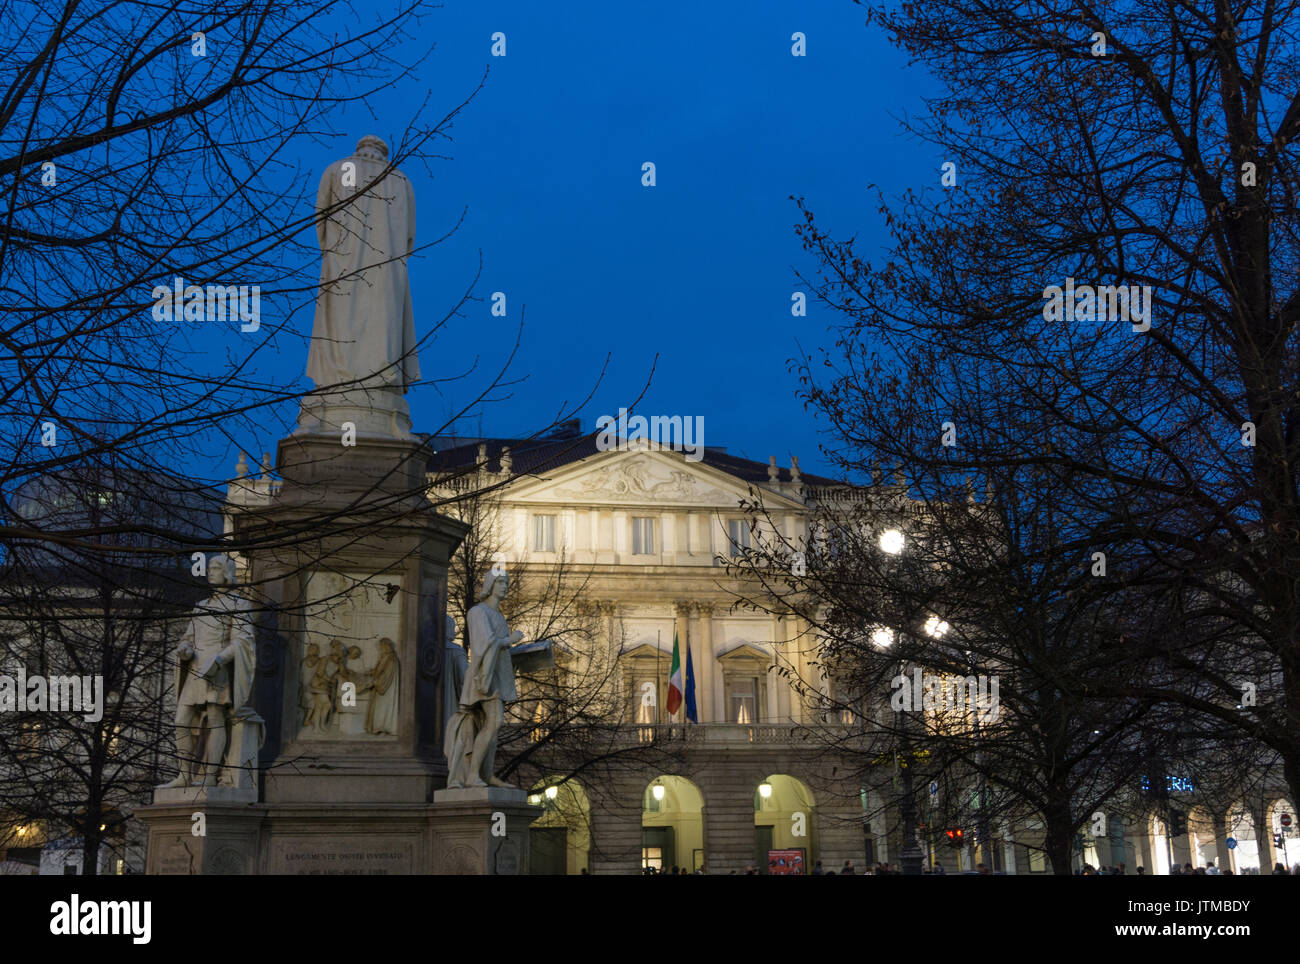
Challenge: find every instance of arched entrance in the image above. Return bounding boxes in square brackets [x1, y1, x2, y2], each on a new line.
[527, 778, 591, 875]
[1226, 805, 1260, 873]
[754, 774, 815, 874]
[642, 776, 704, 873]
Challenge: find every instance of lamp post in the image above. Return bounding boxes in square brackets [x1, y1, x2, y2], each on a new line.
[966, 648, 992, 871]
[873, 525, 924, 875]
[878, 622, 924, 875]
[897, 676, 926, 876]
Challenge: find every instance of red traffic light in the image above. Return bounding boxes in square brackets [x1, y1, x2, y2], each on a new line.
[945, 828, 965, 848]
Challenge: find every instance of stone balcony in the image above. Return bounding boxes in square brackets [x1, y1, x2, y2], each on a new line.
[503, 721, 862, 749]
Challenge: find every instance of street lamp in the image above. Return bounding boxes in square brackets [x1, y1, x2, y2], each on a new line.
[652, 783, 665, 802]
[924, 615, 950, 639]
[879, 529, 905, 554]
[758, 782, 773, 800]
[545, 785, 559, 800]
[871, 626, 895, 649]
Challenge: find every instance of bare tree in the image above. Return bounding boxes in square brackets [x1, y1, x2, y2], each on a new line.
[787, 0, 1300, 817]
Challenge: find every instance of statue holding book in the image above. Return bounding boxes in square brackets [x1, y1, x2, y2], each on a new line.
[443, 568, 553, 789]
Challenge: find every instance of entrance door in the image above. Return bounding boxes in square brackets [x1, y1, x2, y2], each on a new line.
[531, 828, 567, 875]
[642, 826, 675, 871]
[755, 824, 774, 873]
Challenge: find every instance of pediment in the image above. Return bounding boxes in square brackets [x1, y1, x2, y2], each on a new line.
[717, 642, 771, 662]
[502, 448, 804, 510]
[624, 642, 671, 659]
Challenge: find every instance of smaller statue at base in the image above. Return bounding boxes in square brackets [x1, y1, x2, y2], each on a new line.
[158, 554, 263, 790]
[443, 569, 523, 789]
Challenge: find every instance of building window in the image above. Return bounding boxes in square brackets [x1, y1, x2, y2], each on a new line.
[726, 677, 759, 724]
[533, 514, 556, 552]
[635, 681, 657, 724]
[727, 519, 751, 557]
[642, 846, 663, 870]
[631, 517, 655, 555]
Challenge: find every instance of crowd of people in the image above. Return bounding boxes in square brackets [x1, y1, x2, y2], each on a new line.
[635, 858, 1300, 875]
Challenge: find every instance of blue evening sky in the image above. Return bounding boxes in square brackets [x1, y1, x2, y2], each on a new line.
[236, 1, 941, 481]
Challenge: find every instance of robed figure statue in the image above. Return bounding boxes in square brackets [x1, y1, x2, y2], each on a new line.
[443, 570, 523, 789]
[159, 555, 262, 789]
[306, 135, 419, 392]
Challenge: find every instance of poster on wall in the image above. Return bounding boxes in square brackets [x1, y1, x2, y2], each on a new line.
[768, 849, 805, 875]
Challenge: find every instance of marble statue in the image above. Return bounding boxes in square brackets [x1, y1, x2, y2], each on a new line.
[443, 570, 524, 789]
[299, 642, 321, 731]
[160, 555, 263, 789]
[306, 135, 419, 391]
[364, 637, 400, 735]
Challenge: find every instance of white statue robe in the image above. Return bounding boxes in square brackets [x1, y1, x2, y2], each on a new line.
[365, 650, 400, 735]
[176, 592, 256, 710]
[306, 153, 419, 390]
[462, 604, 517, 706]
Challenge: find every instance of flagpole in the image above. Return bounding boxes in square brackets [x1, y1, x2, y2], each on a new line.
[656, 629, 662, 726]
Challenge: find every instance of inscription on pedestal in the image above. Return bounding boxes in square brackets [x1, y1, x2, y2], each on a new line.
[151, 835, 198, 875]
[270, 837, 416, 875]
[495, 837, 521, 875]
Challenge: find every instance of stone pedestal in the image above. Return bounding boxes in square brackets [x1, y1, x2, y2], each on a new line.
[138, 793, 263, 875]
[295, 385, 413, 440]
[139, 421, 481, 874]
[429, 787, 542, 875]
[243, 429, 469, 804]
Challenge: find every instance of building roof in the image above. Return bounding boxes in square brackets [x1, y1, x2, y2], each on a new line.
[424, 430, 844, 489]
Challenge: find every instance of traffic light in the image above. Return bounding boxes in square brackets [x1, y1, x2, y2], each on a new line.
[945, 828, 965, 849]
[1168, 808, 1187, 838]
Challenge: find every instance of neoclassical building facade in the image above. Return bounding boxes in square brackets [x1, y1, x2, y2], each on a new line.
[422, 427, 1300, 876]
[2, 432, 1293, 875]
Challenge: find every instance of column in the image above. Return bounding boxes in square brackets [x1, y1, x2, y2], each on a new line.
[700, 605, 721, 724]
[765, 640, 780, 724]
[613, 510, 627, 558]
[774, 616, 791, 723]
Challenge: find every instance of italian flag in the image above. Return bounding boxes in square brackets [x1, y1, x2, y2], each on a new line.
[666, 631, 683, 716]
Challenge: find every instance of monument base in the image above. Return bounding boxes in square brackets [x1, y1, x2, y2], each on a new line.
[137, 794, 543, 874]
[138, 801, 263, 874]
[295, 385, 412, 440]
[429, 787, 542, 875]
[153, 784, 258, 805]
